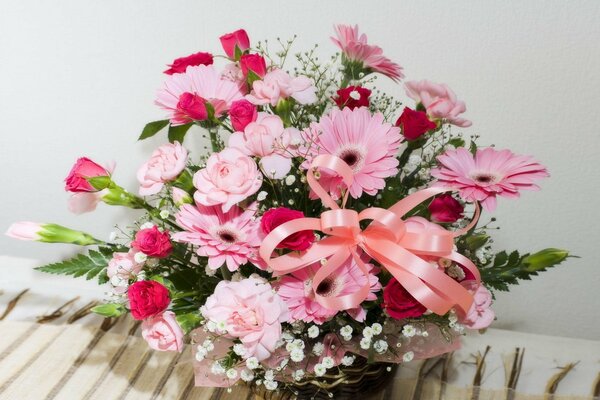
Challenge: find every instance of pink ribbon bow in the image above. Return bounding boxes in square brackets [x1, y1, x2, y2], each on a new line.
[259, 154, 481, 316]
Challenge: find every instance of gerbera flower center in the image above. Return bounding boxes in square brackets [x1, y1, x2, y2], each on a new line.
[315, 278, 338, 297]
[337, 145, 366, 171]
[470, 171, 501, 185]
[216, 228, 238, 243]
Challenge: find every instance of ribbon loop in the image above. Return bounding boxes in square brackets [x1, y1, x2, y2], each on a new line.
[260, 155, 482, 317]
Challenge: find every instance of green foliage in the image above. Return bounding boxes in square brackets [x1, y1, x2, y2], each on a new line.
[168, 123, 193, 143]
[35, 247, 116, 284]
[480, 248, 569, 291]
[91, 303, 126, 317]
[139, 120, 169, 140]
[175, 311, 203, 334]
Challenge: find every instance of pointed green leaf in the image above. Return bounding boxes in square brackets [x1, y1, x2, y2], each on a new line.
[168, 123, 193, 143]
[35, 247, 115, 284]
[139, 120, 169, 140]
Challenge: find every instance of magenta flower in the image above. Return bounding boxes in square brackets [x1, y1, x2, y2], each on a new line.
[431, 147, 549, 211]
[331, 24, 404, 82]
[302, 107, 401, 198]
[276, 257, 381, 325]
[173, 202, 264, 271]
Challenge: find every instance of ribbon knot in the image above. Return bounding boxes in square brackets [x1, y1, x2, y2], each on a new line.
[259, 154, 481, 316]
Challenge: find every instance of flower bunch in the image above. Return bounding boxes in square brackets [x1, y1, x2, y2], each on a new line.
[7, 25, 569, 394]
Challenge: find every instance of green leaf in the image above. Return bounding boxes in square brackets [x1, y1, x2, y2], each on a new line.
[91, 303, 126, 317]
[469, 140, 478, 155]
[465, 233, 490, 251]
[175, 311, 203, 334]
[246, 70, 262, 86]
[168, 123, 193, 143]
[35, 247, 115, 284]
[139, 120, 169, 140]
[447, 137, 466, 148]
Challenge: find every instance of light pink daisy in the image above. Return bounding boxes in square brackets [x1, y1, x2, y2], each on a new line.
[155, 65, 244, 125]
[331, 24, 404, 82]
[275, 257, 381, 325]
[172, 202, 264, 271]
[302, 107, 402, 198]
[431, 147, 549, 211]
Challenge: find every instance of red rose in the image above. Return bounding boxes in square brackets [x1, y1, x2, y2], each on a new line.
[382, 277, 427, 319]
[220, 29, 250, 59]
[229, 99, 258, 132]
[163, 52, 214, 75]
[175, 92, 208, 122]
[64, 157, 110, 193]
[131, 226, 173, 258]
[128, 280, 170, 320]
[428, 194, 464, 223]
[261, 207, 315, 251]
[396, 107, 437, 140]
[240, 54, 267, 78]
[333, 86, 371, 110]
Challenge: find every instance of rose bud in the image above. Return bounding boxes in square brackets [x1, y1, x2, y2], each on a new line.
[333, 86, 371, 110]
[174, 92, 208, 124]
[428, 194, 464, 223]
[382, 277, 427, 319]
[261, 207, 314, 251]
[219, 29, 250, 60]
[131, 226, 173, 258]
[127, 280, 171, 320]
[229, 99, 258, 132]
[396, 107, 437, 140]
[163, 51, 214, 75]
[64, 157, 111, 193]
[240, 54, 267, 78]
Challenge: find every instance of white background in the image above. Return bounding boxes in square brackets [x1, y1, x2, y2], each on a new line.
[1, 1, 599, 339]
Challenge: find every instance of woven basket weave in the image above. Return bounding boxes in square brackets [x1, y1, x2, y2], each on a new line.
[252, 357, 397, 400]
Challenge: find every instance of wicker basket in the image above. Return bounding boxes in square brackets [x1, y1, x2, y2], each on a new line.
[251, 357, 397, 400]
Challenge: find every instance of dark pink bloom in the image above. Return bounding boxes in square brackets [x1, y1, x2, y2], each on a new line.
[164, 52, 213, 75]
[261, 207, 314, 251]
[240, 54, 267, 78]
[174, 92, 208, 124]
[220, 29, 250, 59]
[396, 107, 437, 140]
[229, 99, 258, 132]
[428, 194, 464, 223]
[64, 157, 110, 193]
[334, 86, 371, 110]
[383, 277, 427, 319]
[128, 280, 170, 320]
[132, 226, 173, 258]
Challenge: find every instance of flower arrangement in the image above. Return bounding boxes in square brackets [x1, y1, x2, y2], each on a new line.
[7, 25, 569, 396]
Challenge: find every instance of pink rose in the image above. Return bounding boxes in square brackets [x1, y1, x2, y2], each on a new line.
[405, 80, 472, 127]
[142, 311, 184, 352]
[131, 226, 173, 258]
[137, 142, 188, 196]
[164, 52, 214, 75]
[240, 54, 267, 78]
[219, 29, 250, 59]
[128, 280, 171, 320]
[173, 92, 208, 125]
[246, 69, 317, 106]
[228, 112, 294, 179]
[201, 278, 289, 361]
[428, 194, 464, 223]
[193, 148, 263, 212]
[229, 99, 258, 132]
[107, 251, 143, 293]
[64, 157, 111, 193]
[260, 207, 314, 251]
[460, 281, 494, 329]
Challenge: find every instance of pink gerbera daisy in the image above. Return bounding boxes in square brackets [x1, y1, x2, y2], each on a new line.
[331, 24, 404, 82]
[302, 107, 402, 198]
[275, 257, 381, 325]
[155, 65, 244, 125]
[431, 147, 549, 211]
[172, 202, 264, 271]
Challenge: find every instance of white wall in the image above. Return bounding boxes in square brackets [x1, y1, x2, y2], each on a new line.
[1, 1, 599, 339]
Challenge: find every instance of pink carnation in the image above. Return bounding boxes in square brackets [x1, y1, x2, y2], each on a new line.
[228, 112, 295, 179]
[431, 147, 549, 211]
[246, 68, 316, 106]
[137, 142, 188, 196]
[155, 65, 244, 125]
[405, 80, 471, 127]
[460, 281, 495, 330]
[331, 24, 404, 82]
[201, 278, 289, 361]
[302, 107, 401, 198]
[142, 311, 184, 352]
[276, 257, 381, 324]
[193, 148, 262, 212]
[173, 202, 264, 271]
